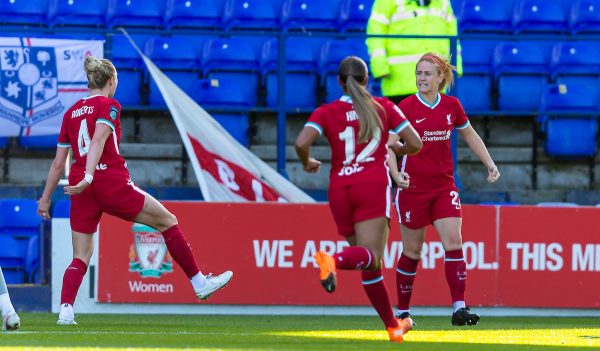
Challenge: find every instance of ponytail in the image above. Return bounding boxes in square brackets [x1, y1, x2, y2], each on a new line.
[338, 56, 384, 144]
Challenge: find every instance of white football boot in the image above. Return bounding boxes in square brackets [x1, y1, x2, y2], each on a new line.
[195, 271, 233, 300]
[2, 311, 20, 331]
[57, 303, 77, 325]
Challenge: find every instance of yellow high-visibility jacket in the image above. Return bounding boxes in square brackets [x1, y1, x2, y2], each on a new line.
[366, 0, 462, 97]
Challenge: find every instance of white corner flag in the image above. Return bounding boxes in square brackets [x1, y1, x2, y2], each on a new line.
[136, 48, 314, 203]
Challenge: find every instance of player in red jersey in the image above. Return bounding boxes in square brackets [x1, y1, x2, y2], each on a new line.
[295, 56, 422, 343]
[37, 56, 233, 325]
[389, 53, 500, 326]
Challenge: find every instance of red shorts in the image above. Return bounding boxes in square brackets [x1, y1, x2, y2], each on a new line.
[328, 182, 391, 237]
[395, 188, 462, 229]
[70, 176, 146, 234]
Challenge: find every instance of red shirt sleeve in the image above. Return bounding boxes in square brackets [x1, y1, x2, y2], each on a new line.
[57, 113, 71, 147]
[306, 106, 328, 135]
[94, 99, 121, 131]
[382, 98, 409, 134]
[454, 98, 470, 130]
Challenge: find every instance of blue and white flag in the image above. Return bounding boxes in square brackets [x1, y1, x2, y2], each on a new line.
[0, 37, 103, 137]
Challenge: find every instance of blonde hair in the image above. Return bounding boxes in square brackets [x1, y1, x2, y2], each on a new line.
[84, 56, 116, 90]
[417, 52, 456, 92]
[338, 56, 384, 144]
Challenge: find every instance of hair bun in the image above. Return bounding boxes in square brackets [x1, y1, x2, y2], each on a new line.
[84, 55, 100, 72]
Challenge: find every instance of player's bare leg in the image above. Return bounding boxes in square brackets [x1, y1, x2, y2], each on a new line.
[434, 217, 479, 326]
[134, 193, 232, 300]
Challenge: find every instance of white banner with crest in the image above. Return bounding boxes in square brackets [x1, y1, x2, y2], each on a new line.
[0, 37, 103, 137]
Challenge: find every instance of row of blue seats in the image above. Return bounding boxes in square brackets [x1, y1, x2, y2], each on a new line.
[0, 199, 44, 284]
[458, 40, 600, 111]
[459, 0, 600, 35]
[110, 35, 374, 108]
[0, 0, 373, 32]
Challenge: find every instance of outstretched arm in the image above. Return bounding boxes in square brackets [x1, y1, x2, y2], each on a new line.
[459, 124, 500, 183]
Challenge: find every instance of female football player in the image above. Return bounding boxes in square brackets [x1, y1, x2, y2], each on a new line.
[390, 52, 500, 327]
[295, 56, 422, 342]
[38, 56, 233, 325]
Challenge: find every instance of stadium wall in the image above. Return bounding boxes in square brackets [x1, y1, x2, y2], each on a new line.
[51, 203, 600, 315]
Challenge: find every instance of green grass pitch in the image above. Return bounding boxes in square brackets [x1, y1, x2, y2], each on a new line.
[1, 313, 599, 350]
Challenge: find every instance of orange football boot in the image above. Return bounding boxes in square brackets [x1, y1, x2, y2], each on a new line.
[313, 251, 337, 293]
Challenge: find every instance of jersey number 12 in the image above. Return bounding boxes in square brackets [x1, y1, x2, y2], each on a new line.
[338, 127, 380, 165]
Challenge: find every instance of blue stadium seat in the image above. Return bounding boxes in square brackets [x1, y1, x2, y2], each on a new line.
[569, 0, 600, 34]
[550, 41, 600, 79]
[106, 0, 165, 28]
[213, 114, 250, 146]
[0, 0, 48, 26]
[319, 40, 370, 103]
[0, 236, 26, 284]
[339, 0, 374, 32]
[0, 198, 42, 262]
[457, 40, 495, 111]
[145, 36, 199, 106]
[223, 0, 278, 30]
[261, 38, 318, 108]
[280, 0, 339, 31]
[52, 199, 70, 218]
[164, 0, 223, 29]
[191, 78, 249, 106]
[458, 0, 512, 33]
[493, 42, 549, 111]
[48, 0, 106, 27]
[512, 0, 568, 34]
[538, 84, 600, 158]
[201, 38, 261, 106]
[25, 235, 40, 283]
[0, 199, 42, 244]
[18, 135, 59, 149]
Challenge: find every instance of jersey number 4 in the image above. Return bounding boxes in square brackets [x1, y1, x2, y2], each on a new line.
[78, 119, 91, 157]
[338, 127, 380, 165]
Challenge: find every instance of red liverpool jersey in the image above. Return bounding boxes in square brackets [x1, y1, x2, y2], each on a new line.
[399, 93, 470, 192]
[306, 95, 410, 188]
[58, 94, 128, 179]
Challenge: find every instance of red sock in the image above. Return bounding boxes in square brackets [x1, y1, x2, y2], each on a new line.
[333, 247, 374, 270]
[362, 269, 398, 329]
[60, 258, 87, 305]
[444, 249, 467, 303]
[162, 225, 200, 278]
[396, 254, 419, 311]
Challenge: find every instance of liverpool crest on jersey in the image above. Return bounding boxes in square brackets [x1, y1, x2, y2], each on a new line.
[129, 223, 173, 278]
[0, 44, 62, 127]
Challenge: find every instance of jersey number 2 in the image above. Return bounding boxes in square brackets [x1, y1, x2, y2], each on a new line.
[78, 119, 91, 157]
[338, 127, 380, 165]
